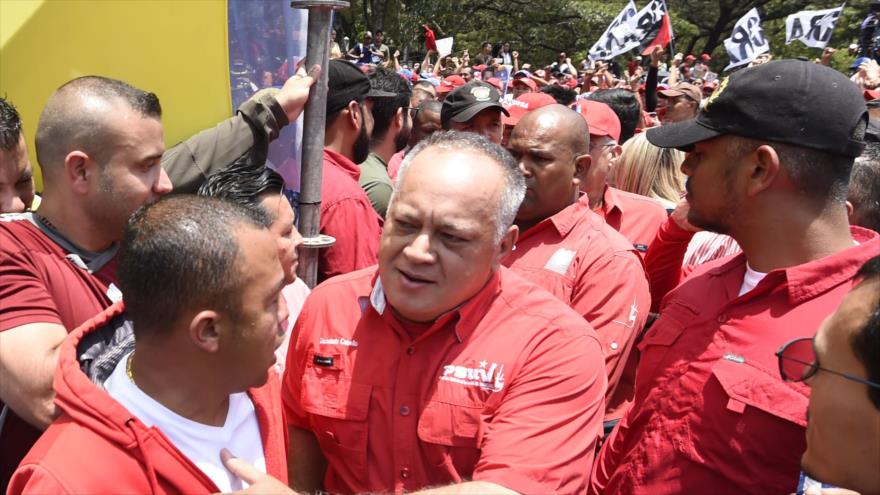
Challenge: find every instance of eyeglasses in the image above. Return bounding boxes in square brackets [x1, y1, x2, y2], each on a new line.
[775, 337, 880, 389]
[404, 106, 419, 119]
[589, 142, 616, 152]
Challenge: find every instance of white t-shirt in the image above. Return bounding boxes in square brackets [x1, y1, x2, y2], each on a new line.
[738, 263, 768, 296]
[104, 352, 266, 492]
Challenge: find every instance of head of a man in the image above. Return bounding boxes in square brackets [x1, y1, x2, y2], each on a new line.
[510, 78, 537, 99]
[799, 256, 880, 493]
[588, 88, 642, 143]
[849, 142, 880, 232]
[325, 60, 395, 163]
[197, 158, 302, 285]
[658, 82, 701, 124]
[118, 195, 285, 392]
[374, 30, 385, 45]
[362, 31, 373, 44]
[0, 97, 35, 213]
[379, 131, 524, 323]
[34, 76, 172, 242]
[367, 66, 413, 153]
[574, 100, 623, 205]
[411, 80, 436, 108]
[441, 81, 509, 144]
[408, 100, 442, 148]
[508, 104, 590, 231]
[647, 61, 867, 236]
[481, 42, 493, 55]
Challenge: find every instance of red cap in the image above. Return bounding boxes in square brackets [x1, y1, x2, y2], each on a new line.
[564, 78, 579, 89]
[486, 77, 503, 91]
[865, 89, 880, 101]
[436, 75, 466, 94]
[472, 64, 487, 71]
[502, 92, 557, 126]
[701, 53, 712, 62]
[685, 54, 696, 62]
[575, 100, 621, 142]
[512, 78, 537, 92]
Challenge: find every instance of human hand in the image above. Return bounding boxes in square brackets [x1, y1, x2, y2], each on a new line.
[275, 64, 320, 123]
[218, 449, 294, 494]
[862, 59, 880, 88]
[671, 196, 700, 232]
[393, 49, 400, 59]
[672, 52, 683, 66]
[651, 46, 665, 67]
[819, 47, 836, 66]
[512, 50, 519, 59]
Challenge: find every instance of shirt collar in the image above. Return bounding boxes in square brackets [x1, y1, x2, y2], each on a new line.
[324, 148, 361, 182]
[601, 185, 624, 216]
[519, 193, 590, 242]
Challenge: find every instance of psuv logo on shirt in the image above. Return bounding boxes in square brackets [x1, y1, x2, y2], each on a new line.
[440, 360, 505, 392]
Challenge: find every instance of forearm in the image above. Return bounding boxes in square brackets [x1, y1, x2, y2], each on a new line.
[287, 426, 327, 493]
[645, 218, 695, 312]
[0, 324, 67, 429]
[645, 65, 659, 112]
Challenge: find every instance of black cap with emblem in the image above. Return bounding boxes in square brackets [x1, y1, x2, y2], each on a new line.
[326, 59, 397, 117]
[646, 60, 868, 159]
[441, 80, 510, 128]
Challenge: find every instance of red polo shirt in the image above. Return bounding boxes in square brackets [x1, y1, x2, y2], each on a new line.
[283, 267, 606, 494]
[320, 149, 382, 282]
[590, 227, 880, 494]
[502, 194, 649, 419]
[595, 186, 667, 255]
[387, 149, 406, 183]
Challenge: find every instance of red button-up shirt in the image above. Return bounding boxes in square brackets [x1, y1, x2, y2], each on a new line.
[320, 149, 382, 282]
[283, 267, 606, 494]
[596, 186, 668, 254]
[503, 194, 650, 419]
[590, 227, 880, 495]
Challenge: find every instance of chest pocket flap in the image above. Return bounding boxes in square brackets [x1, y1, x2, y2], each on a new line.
[711, 358, 808, 427]
[418, 400, 483, 448]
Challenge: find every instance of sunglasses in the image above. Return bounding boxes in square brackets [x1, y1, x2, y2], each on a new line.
[775, 337, 880, 390]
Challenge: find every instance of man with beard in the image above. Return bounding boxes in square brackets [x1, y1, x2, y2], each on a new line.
[359, 67, 413, 219]
[319, 59, 395, 281]
[590, 61, 880, 494]
[387, 100, 442, 183]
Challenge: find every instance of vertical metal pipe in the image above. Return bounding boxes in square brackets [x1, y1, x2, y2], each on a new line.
[290, 0, 349, 288]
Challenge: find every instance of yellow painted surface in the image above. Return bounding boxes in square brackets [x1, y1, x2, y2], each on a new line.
[0, 0, 231, 190]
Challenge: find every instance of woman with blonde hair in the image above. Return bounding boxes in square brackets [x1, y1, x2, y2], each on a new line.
[609, 132, 684, 210]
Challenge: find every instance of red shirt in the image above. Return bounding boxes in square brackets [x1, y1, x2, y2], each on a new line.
[595, 186, 667, 254]
[320, 149, 382, 282]
[502, 194, 650, 419]
[387, 149, 406, 183]
[283, 267, 606, 494]
[590, 227, 880, 495]
[0, 215, 118, 488]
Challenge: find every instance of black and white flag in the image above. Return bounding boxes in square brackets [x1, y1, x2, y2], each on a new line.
[724, 8, 769, 71]
[785, 6, 843, 49]
[588, 0, 639, 61]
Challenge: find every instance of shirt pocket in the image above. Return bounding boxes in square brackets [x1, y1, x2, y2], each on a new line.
[417, 399, 483, 480]
[300, 365, 372, 478]
[678, 358, 808, 492]
[635, 301, 693, 379]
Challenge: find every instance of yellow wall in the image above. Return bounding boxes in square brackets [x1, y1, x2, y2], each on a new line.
[0, 0, 231, 190]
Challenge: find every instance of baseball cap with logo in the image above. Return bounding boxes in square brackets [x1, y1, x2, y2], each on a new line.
[436, 75, 466, 94]
[647, 60, 868, 158]
[326, 59, 396, 116]
[574, 100, 622, 142]
[441, 81, 510, 127]
[502, 92, 557, 126]
[658, 82, 702, 103]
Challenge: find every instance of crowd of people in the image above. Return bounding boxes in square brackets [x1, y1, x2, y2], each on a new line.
[0, 22, 879, 495]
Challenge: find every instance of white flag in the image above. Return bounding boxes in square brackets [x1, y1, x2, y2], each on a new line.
[588, 0, 638, 61]
[435, 37, 454, 58]
[724, 8, 769, 71]
[785, 6, 843, 49]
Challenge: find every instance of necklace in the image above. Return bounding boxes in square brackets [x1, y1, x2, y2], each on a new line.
[126, 351, 136, 385]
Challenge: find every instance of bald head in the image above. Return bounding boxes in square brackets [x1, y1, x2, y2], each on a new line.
[35, 76, 161, 182]
[513, 104, 589, 156]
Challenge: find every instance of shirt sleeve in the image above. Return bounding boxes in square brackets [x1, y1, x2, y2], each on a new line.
[472, 330, 606, 494]
[645, 216, 695, 313]
[361, 179, 393, 220]
[282, 300, 312, 430]
[318, 198, 381, 281]
[7, 463, 72, 495]
[0, 250, 62, 332]
[162, 92, 288, 194]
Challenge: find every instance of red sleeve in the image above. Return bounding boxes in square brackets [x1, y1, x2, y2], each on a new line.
[0, 249, 63, 332]
[472, 331, 606, 494]
[282, 301, 312, 430]
[644, 217, 695, 313]
[7, 463, 72, 495]
[319, 198, 380, 281]
[570, 250, 650, 398]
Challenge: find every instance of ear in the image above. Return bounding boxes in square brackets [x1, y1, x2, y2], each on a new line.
[573, 153, 591, 186]
[189, 310, 222, 353]
[608, 143, 623, 164]
[347, 100, 362, 131]
[394, 107, 406, 131]
[746, 144, 781, 197]
[846, 200, 854, 220]
[64, 151, 93, 195]
[495, 224, 519, 265]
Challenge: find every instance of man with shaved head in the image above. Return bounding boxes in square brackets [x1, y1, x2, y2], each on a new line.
[504, 104, 650, 427]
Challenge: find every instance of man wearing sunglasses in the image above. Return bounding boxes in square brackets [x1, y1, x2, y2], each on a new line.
[777, 255, 880, 495]
[591, 61, 880, 494]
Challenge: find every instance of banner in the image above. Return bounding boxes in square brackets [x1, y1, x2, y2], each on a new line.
[723, 8, 769, 71]
[435, 37, 454, 58]
[785, 6, 843, 49]
[639, 0, 674, 56]
[588, 0, 638, 61]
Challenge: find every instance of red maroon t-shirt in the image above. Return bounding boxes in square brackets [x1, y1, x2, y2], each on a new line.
[0, 214, 117, 489]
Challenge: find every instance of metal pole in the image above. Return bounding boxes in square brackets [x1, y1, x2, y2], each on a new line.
[291, 0, 349, 288]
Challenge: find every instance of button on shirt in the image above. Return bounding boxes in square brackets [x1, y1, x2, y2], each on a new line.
[320, 149, 383, 282]
[590, 227, 880, 495]
[596, 185, 668, 255]
[283, 267, 607, 494]
[503, 194, 650, 419]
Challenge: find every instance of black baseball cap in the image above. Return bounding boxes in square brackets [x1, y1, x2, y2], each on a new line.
[647, 60, 868, 158]
[441, 81, 509, 128]
[327, 59, 396, 116]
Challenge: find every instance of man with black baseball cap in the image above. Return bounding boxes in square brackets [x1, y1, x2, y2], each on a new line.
[591, 60, 880, 494]
[441, 80, 509, 144]
[318, 59, 395, 282]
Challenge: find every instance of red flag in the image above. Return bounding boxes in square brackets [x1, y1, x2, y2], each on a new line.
[640, 11, 673, 56]
[423, 24, 437, 52]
